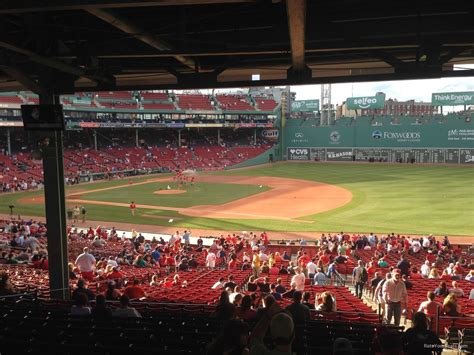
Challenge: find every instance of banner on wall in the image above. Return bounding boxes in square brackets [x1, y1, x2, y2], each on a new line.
[291, 100, 319, 112]
[431, 92, 474, 106]
[346, 95, 385, 110]
[261, 128, 279, 141]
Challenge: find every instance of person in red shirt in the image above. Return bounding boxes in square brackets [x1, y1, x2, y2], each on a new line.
[123, 279, 147, 299]
[130, 201, 136, 216]
[106, 266, 124, 282]
[32, 255, 49, 270]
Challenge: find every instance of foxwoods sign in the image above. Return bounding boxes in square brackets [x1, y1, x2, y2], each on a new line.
[372, 130, 421, 142]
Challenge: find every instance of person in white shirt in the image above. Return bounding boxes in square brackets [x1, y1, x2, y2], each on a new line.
[107, 256, 118, 268]
[75, 247, 96, 281]
[242, 252, 250, 263]
[306, 258, 317, 281]
[411, 240, 422, 254]
[445, 263, 455, 276]
[259, 251, 268, 263]
[206, 250, 216, 269]
[212, 277, 225, 289]
[382, 271, 408, 326]
[291, 267, 306, 292]
[422, 236, 431, 249]
[449, 281, 465, 298]
[420, 260, 431, 278]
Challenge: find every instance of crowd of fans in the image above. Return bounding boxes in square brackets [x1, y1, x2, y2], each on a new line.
[1, 219, 473, 353]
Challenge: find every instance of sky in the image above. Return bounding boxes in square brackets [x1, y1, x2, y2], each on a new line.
[291, 65, 474, 105]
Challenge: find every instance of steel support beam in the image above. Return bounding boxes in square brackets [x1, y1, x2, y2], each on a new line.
[40, 93, 69, 300]
[86, 8, 196, 69]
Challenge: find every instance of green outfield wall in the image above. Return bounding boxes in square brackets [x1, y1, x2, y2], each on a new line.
[283, 119, 474, 164]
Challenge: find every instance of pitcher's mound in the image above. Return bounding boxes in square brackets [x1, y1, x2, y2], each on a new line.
[154, 189, 186, 195]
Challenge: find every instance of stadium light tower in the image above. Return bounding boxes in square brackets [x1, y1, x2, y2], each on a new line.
[320, 83, 332, 125]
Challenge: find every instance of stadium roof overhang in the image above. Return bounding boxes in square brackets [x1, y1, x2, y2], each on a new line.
[0, 0, 473, 93]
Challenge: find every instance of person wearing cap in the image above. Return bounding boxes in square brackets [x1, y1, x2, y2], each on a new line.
[382, 270, 408, 326]
[249, 302, 294, 354]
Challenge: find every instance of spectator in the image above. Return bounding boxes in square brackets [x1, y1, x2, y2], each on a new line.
[91, 294, 112, 319]
[434, 281, 449, 297]
[465, 270, 474, 282]
[224, 275, 237, 290]
[113, 295, 142, 318]
[275, 278, 286, 294]
[282, 282, 297, 299]
[402, 275, 413, 289]
[302, 291, 314, 310]
[417, 291, 441, 331]
[70, 293, 91, 316]
[382, 271, 408, 326]
[72, 278, 95, 302]
[469, 289, 474, 300]
[420, 260, 431, 278]
[291, 267, 305, 292]
[315, 291, 337, 312]
[213, 290, 236, 321]
[285, 291, 310, 324]
[104, 281, 121, 301]
[246, 276, 258, 292]
[0, 273, 17, 296]
[403, 312, 442, 355]
[206, 319, 250, 355]
[352, 260, 367, 299]
[306, 258, 317, 280]
[369, 272, 383, 299]
[442, 294, 461, 316]
[249, 303, 294, 354]
[75, 247, 96, 281]
[237, 295, 257, 321]
[449, 281, 464, 298]
[313, 268, 327, 286]
[270, 284, 282, 301]
[428, 269, 440, 279]
[212, 277, 225, 290]
[123, 278, 147, 299]
[396, 255, 411, 277]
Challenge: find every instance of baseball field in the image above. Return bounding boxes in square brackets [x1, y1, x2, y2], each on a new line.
[1, 162, 473, 237]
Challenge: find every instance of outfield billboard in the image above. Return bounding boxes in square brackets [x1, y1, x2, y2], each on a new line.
[431, 92, 474, 106]
[346, 95, 385, 110]
[284, 119, 473, 164]
[291, 100, 319, 112]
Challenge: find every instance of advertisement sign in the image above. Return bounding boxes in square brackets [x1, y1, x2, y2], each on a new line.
[166, 123, 185, 128]
[431, 92, 474, 106]
[261, 129, 279, 141]
[185, 123, 223, 128]
[291, 100, 319, 112]
[287, 147, 310, 160]
[346, 95, 385, 109]
[326, 148, 354, 161]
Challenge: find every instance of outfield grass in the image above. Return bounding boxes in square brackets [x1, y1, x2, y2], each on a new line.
[0, 163, 473, 236]
[81, 181, 269, 208]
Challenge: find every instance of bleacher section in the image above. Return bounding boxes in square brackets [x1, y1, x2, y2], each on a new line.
[0, 144, 272, 187]
[216, 94, 255, 111]
[255, 97, 278, 111]
[176, 94, 214, 111]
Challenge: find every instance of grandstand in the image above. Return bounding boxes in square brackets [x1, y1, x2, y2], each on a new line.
[0, 1, 473, 353]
